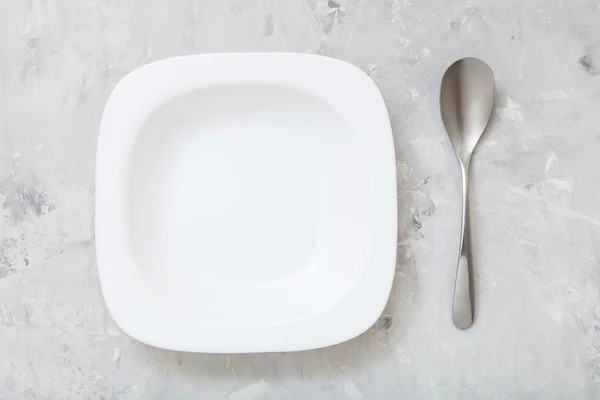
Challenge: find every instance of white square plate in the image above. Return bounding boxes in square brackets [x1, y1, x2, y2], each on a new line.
[96, 53, 397, 353]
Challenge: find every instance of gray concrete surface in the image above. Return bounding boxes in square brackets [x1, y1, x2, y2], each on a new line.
[1, 0, 600, 398]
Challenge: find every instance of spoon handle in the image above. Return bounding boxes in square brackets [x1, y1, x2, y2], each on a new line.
[452, 161, 473, 329]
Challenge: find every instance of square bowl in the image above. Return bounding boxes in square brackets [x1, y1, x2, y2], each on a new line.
[96, 53, 397, 353]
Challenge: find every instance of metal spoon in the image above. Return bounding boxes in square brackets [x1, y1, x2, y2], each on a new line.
[440, 58, 495, 329]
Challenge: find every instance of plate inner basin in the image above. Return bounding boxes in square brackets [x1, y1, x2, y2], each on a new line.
[128, 84, 372, 326]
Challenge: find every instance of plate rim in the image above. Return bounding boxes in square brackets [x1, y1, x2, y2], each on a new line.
[96, 52, 397, 353]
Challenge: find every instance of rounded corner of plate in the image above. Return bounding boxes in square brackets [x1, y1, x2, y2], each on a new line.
[106, 308, 162, 349]
[322, 304, 392, 351]
[98, 281, 145, 343]
[101, 58, 167, 115]
[337, 58, 382, 90]
[324, 323, 375, 350]
[103, 68, 141, 108]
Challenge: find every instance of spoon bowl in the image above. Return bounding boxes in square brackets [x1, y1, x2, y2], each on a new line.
[440, 58, 495, 329]
[441, 58, 495, 164]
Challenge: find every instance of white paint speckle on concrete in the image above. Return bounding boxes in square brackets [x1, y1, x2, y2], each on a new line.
[344, 379, 363, 399]
[112, 347, 121, 363]
[228, 380, 269, 400]
[1, 0, 600, 398]
[497, 97, 524, 122]
[545, 150, 559, 173]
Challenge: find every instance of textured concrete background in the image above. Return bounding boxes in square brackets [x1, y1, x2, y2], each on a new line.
[1, 0, 600, 398]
